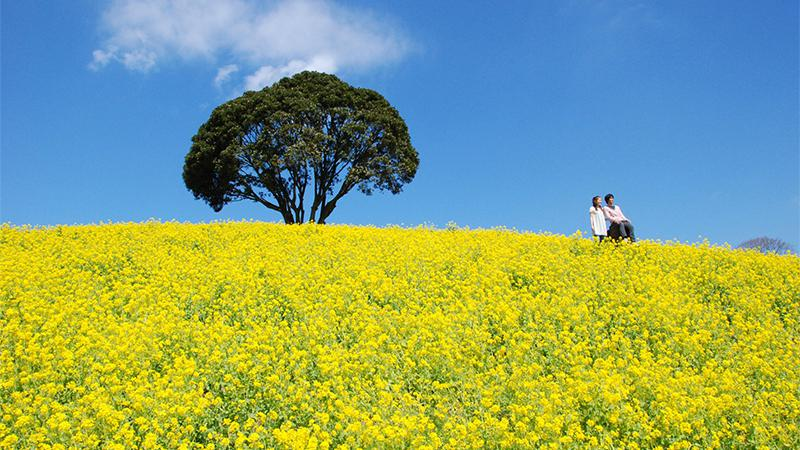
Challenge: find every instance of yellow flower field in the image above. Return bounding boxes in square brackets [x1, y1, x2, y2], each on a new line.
[1, 220, 798, 449]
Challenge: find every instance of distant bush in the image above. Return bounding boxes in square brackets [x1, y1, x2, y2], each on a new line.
[737, 236, 794, 255]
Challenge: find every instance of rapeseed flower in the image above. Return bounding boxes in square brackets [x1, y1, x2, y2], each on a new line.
[0, 221, 798, 448]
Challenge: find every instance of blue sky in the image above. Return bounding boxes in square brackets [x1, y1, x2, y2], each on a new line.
[2, 0, 798, 249]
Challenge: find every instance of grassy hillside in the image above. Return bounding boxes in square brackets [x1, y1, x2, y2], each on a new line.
[1, 221, 798, 449]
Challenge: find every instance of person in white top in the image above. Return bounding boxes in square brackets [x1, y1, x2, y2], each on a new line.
[589, 196, 608, 242]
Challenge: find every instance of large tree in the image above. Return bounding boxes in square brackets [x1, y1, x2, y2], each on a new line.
[183, 71, 419, 224]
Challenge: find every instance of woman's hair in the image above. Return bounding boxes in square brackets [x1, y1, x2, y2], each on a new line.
[592, 196, 602, 208]
[604, 193, 614, 203]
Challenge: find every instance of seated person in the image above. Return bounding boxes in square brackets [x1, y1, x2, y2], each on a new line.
[602, 193, 635, 242]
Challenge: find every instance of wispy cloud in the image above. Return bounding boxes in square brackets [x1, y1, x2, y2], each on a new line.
[601, 1, 663, 33]
[90, 0, 412, 92]
[213, 64, 239, 88]
[556, 0, 669, 67]
[559, 0, 666, 43]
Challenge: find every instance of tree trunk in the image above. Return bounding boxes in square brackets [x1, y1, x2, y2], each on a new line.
[280, 209, 295, 224]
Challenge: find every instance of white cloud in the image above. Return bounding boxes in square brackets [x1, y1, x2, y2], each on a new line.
[244, 55, 337, 91]
[214, 64, 239, 88]
[90, 0, 412, 91]
[89, 48, 116, 71]
[121, 49, 159, 72]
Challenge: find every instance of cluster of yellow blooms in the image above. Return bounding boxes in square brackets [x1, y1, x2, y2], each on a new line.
[1, 220, 798, 449]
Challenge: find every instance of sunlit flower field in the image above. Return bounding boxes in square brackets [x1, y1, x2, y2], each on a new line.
[1, 220, 798, 449]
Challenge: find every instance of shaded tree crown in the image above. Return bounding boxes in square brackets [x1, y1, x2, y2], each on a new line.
[183, 71, 419, 224]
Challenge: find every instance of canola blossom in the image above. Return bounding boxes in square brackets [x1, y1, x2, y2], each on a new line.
[1, 220, 798, 449]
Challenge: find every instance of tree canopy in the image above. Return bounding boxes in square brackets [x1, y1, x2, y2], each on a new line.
[183, 71, 419, 224]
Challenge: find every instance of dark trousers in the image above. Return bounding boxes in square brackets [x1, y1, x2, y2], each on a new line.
[609, 221, 635, 242]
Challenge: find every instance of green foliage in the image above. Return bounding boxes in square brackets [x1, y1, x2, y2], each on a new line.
[183, 71, 419, 224]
